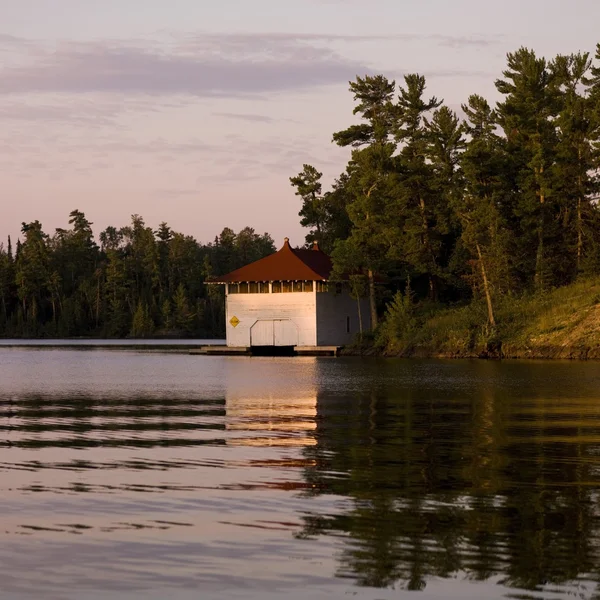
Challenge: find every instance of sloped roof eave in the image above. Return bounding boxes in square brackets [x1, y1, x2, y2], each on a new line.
[208, 239, 333, 283]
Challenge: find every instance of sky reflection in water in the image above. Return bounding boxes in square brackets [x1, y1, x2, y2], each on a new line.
[1, 350, 600, 599]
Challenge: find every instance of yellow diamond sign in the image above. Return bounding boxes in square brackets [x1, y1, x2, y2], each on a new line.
[229, 316, 240, 328]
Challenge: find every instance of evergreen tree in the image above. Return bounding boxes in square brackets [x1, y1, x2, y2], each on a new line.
[393, 74, 443, 300]
[15, 221, 50, 334]
[290, 164, 325, 247]
[331, 75, 399, 327]
[131, 301, 154, 337]
[495, 48, 560, 290]
[458, 95, 511, 326]
[551, 52, 600, 277]
[173, 283, 194, 334]
[424, 105, 466, 294]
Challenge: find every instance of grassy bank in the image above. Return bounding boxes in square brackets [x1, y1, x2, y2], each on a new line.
[346, 277, 600, 360]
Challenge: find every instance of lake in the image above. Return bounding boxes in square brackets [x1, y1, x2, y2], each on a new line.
[1, 349, 600, 600]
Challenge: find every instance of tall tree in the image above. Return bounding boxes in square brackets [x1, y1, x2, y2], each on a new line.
[290, 165, 326, 247]
[425, 105, 466, 294]
[0, 241, 15, 333]
[331, 75, 398, 327]
[291, 167, 353, 253]
[15, 221, 51, 333]
[458, 95, 511, 327]
[495, 48, 560, 290]
[155, 221, 173, 302]
[552, 52, 600, 276]
[393, 74, 443, 300]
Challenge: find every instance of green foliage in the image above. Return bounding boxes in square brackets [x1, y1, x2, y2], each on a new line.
[130, 302, 154, 338]
[373, 277, 600, 358]
[0, 214, 274, 339]
[289, 41, 600, 345]
[172, 283, 195, 333]
[378, 282, 417, 347]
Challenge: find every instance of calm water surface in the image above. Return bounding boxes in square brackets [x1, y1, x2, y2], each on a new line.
[0, 338, 224, 346]
[1, 350, 600, 599]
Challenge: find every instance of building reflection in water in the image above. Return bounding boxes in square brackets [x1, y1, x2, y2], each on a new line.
[224, 357, 318, 448]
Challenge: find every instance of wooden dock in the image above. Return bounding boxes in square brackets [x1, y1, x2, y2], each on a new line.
[190, 346, 251, 356]
[295, 346, 340, 356]
[190, 345, 340, 357]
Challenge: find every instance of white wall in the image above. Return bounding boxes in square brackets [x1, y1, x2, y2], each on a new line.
[226, 292, 317, 347]
[316, 290, 371, 346]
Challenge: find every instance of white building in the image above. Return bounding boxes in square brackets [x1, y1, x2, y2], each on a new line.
[210, 238, 371, 349]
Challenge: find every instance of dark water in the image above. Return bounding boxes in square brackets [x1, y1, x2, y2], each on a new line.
[2, 350, 600, 600]
[0, 338, 224, 346]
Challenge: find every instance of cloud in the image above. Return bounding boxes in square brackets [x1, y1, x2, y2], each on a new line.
[0, 33, 21, 43]
[213, 112, 277, 124]
[0, 30, 501, 99]
[0, 94, 192, 129]
[0, 33, 27, 47]
[0, 99, 123, 125]
[0, 32, 374, 98]
[435, 35, 501, 49]
[423, 68, 492, 78]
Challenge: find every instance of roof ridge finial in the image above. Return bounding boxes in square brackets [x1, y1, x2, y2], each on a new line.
[312, 240, 320, 251]
[283, 237, 290, 246]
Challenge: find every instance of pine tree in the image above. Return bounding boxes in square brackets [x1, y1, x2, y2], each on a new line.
[425, 105, 466, 294]
[495, 48, 560, 290]
[331, 75, 399, 327]
[173, 283, 194, 334]
[458, 95, 511, 327]
[290, 165, 325, 247]
[552, 52, 599, 277]
[130, 301, 154, 337]
[393, 74, 443, 300]
[15, 221, 50, 334]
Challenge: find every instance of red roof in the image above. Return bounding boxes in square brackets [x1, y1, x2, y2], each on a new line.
[210, 239, 333, 283]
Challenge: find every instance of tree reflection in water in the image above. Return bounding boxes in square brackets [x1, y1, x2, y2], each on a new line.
[4, 355, 600, 598]
[298, 366, 600, 594]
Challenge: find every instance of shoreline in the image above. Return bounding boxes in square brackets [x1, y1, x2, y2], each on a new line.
[2, 340, 600, 360]
[341, 343, 600, 361]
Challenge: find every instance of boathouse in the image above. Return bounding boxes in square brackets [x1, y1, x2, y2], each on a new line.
[209, 238, 371, 351]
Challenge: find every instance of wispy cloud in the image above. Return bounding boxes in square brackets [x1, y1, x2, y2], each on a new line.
[213, 112, 277, 124]
[0, 32, 374, 97]
[0, 30, 501, 100]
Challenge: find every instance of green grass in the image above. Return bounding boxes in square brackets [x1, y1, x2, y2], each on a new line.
[373, 276, 600, 359]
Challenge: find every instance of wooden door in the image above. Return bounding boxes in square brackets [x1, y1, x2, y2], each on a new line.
[273, 320, 298, 346]
[250, 320, 274, 346]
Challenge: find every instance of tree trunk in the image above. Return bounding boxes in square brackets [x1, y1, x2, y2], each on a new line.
[534, 167, 545, 290]
[368, 269, 377, 329]
[577, 196, 583, 274]
[419, 196, 438, 301]
[356, 295, 363, 335]
[428, 275, 437, 303]
[535, 208, 545, 291]
[577, 148, 583, 273]
[96, 277, 101, 326]
[476, 242, 496, 328]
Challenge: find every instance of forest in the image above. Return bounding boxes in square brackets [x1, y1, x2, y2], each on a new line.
[0, 215, 274, 338]
[290, 44, 600, 352]
[1, 44, 600, 343]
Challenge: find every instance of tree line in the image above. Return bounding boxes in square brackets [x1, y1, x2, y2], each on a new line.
[290, 44, 600, 333]
[3, 44, 599, 340]
[0, 213, 274, 338]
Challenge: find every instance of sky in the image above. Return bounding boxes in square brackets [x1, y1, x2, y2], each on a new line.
[1, 0, 600, 248]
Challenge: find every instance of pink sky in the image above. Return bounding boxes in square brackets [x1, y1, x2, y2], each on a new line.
[1, 0, 599, 248]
